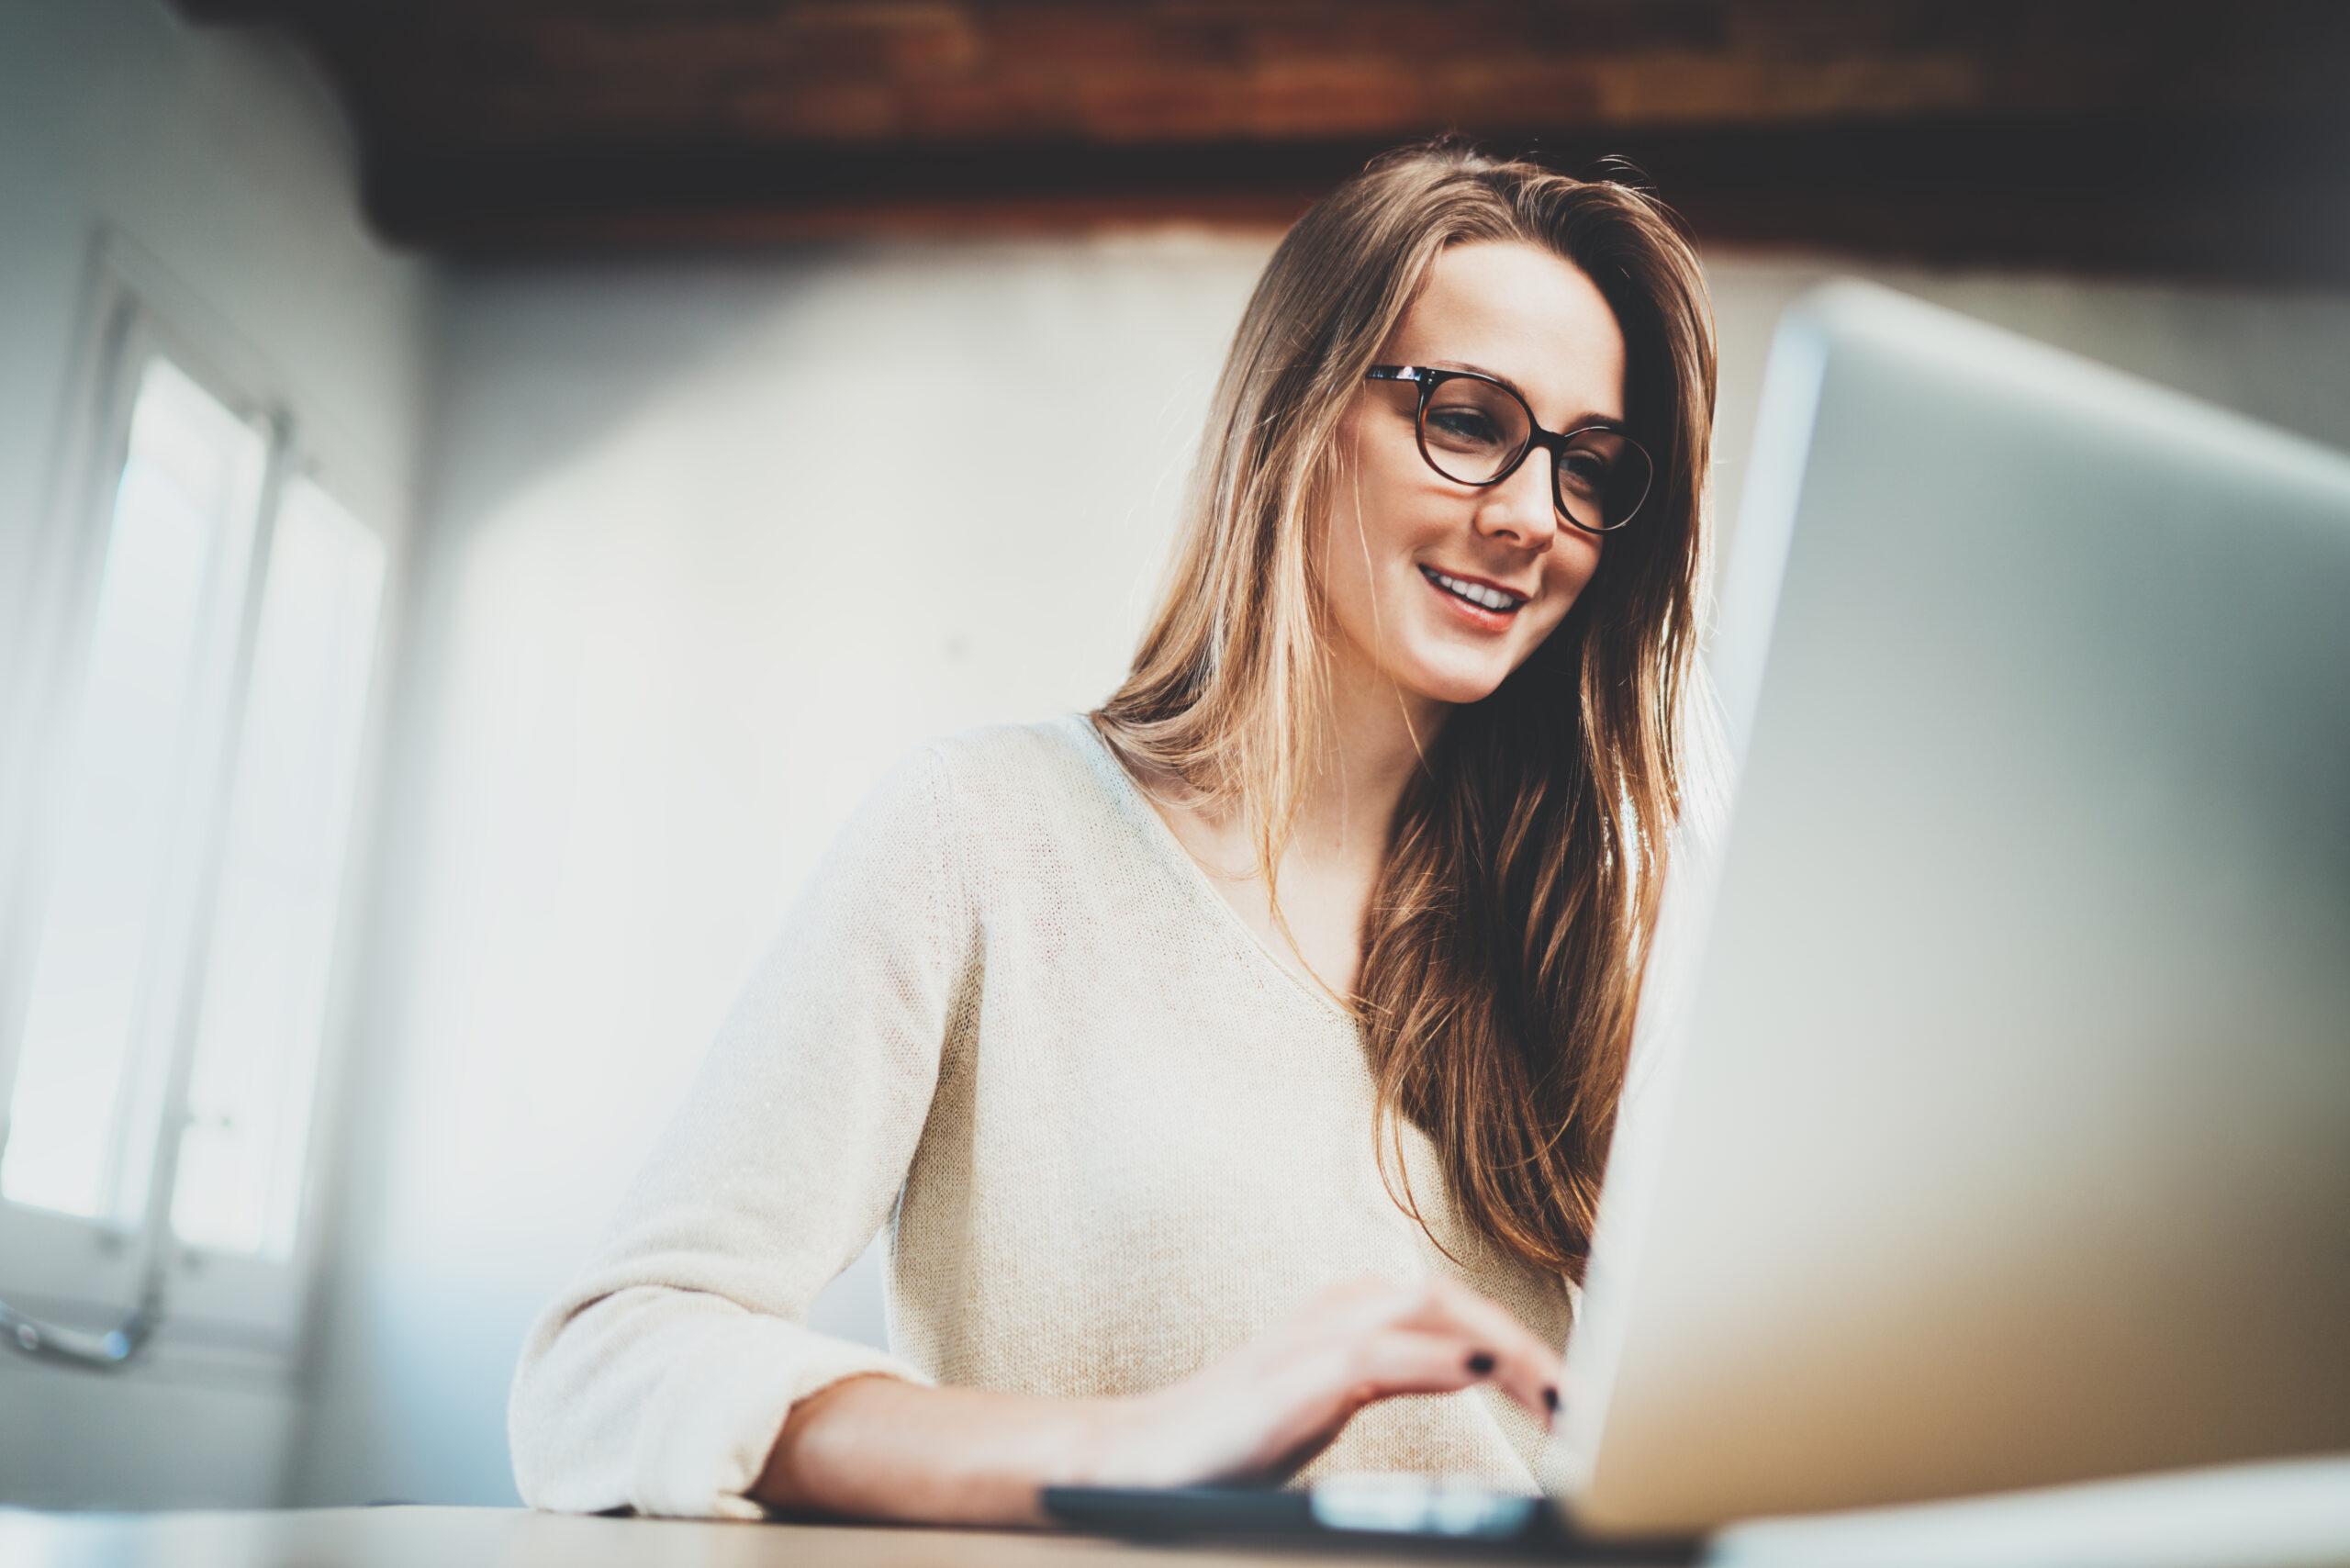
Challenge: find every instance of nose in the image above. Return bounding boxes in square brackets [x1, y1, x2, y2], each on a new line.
[1472, 445, 1560, 554]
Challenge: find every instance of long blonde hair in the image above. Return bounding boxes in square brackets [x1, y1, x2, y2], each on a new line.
[1093, 137, 1718, 1281]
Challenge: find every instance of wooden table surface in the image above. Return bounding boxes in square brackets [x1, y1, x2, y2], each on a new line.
[4, 1459, 2347, 1568]
[0, 1506, 1502, 1568]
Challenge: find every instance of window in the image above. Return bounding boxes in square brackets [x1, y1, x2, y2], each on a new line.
[168, 474, 385, 1262]
[0, 242, 394, 1358]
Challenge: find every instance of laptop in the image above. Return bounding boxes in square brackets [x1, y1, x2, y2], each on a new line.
[1040, 279, 2350, 1555]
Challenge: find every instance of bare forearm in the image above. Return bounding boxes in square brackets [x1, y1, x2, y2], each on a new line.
[752, 1374, 1120, 1527]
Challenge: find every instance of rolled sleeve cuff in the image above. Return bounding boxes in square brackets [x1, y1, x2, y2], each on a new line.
[626, 1314, 933, 1520]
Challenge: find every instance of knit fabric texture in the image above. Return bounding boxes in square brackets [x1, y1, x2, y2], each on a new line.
[508, 711, 1581, 1519]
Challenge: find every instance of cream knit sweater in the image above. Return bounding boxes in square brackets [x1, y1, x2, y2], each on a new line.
[508, 711, 1581, 1519]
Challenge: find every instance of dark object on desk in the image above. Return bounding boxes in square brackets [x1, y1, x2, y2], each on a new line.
[1041, 1479, 1697, 1561]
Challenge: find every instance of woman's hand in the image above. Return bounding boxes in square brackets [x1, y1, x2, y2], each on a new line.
[1076, 1272, 1564, 1489]
[756, 1272, 1562, 1527]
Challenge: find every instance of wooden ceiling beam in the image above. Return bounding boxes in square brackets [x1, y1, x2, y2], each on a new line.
[172, 1, 2350, 283]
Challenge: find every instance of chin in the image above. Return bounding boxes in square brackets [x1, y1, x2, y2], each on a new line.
[1395, 651, 1514, 708]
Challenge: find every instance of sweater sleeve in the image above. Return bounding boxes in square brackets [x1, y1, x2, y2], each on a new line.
[508, 741, 975, 1519]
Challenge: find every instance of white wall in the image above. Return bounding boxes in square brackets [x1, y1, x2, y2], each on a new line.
[287, 230, 2350, 1509]
[0, 0, 433, 1511]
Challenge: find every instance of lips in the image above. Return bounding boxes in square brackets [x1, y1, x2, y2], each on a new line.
[1418, 565, 1522, 631]
[1428, 573, 1522, 606]
[1419, 564, 1528, 610]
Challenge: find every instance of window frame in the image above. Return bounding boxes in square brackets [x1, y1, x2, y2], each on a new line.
[0, 230, 407, 1370]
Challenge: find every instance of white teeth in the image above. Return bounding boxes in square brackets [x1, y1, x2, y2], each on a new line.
[1423, 566, 1523, 612]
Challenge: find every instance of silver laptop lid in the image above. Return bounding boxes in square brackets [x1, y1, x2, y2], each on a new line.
[1559, 280, 2350, 1531]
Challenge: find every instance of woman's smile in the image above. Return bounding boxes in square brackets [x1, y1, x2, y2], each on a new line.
[1418, 563, 1526, 632]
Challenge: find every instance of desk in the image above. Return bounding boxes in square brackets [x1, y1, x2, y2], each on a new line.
[4, 1462, 2347, 1568]
[4, 1508, 1403, 1568]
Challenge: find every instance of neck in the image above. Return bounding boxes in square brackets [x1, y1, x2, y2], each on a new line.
[1291, 645, 1449, 864]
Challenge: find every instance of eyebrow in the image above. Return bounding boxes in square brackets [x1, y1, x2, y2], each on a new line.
[1425, 357, 1628, 434]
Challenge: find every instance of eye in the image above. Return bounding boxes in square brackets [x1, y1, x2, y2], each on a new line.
[1419, 381, 1527, 462]
[1557, 449, 1614, 498]
[1427, 406, 1507, 448]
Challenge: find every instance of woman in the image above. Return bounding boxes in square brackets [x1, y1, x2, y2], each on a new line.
[508, 136, 1718, 1527]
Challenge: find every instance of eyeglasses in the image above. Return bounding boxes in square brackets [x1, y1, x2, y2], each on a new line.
[1364, 365, 1655, 533]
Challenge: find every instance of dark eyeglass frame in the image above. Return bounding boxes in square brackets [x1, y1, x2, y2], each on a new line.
[1364, 364, 1654, 534]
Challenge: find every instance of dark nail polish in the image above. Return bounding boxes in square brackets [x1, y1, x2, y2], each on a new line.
[1465, 1350, 1496, 1375]
[1542, 1385, 1559, 1412]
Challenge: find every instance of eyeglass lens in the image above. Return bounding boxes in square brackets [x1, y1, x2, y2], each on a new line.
[1418, 377, 1652, 532]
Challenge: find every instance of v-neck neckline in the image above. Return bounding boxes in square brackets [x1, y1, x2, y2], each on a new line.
[1062, 711, 1364, 1032]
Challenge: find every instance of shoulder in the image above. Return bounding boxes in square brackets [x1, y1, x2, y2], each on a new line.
[776, 714, 1131, 954]
[913, 710, 1111, 816]
[904, 711, 1159, 890]
[923, 710, 1092, 773]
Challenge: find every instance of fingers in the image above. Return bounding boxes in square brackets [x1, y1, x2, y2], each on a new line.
[1252, 1327, 1505, 1485]
[1315, 1273, 1564, 1424]
[1147, 1320, 1497, 1490]
[1343, 1327, 1500, 1403]
[1134, 1275, 1566, 1492]
[1405, 1274, 1565, 1421]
